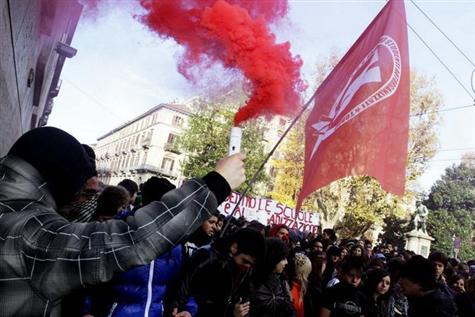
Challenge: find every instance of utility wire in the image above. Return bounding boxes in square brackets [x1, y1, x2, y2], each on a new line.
[407, 22, 475, 101]
[63, 79, 126, 122]
[409, 0, 475, 68]
[410, 104, 475, 117]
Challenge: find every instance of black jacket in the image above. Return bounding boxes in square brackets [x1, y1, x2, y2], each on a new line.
[407, 288, 458, 317]
[170, 246, 252, 317]
[250, 273, 296, 317]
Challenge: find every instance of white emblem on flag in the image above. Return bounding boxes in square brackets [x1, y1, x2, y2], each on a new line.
[310, 35, 402, 159]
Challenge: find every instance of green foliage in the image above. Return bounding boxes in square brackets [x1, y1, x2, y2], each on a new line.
[427, 209, 475, 261]
[177, 100, 268, 194]
[425, 163, 475, 212]
[424, 162, 475, 261]
[378, 214, 410, 250]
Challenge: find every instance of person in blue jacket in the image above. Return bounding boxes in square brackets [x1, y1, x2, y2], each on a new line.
[84, 177, 199, 317]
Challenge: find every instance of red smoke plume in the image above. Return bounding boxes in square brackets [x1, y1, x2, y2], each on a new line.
[139, 0, 305, 125]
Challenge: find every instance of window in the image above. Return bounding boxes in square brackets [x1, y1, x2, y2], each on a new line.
[161, 158, 175, 171]
[172, 115, 184, 127]
[167, 133, 178, 145]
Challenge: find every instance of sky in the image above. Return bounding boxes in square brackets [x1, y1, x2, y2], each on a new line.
[48, 0, 475, 192]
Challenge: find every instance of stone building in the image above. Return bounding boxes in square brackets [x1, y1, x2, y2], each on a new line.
[0, 0, 82, 155]
[94, 104, 190, 186]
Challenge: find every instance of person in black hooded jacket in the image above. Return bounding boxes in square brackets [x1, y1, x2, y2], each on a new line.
[250, 237, 296, 317]
[168, 228, 265, 317]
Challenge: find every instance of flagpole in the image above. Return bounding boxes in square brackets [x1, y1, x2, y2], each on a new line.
[220, 90, 319, 237]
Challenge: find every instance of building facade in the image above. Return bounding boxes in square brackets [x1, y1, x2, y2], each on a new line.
[0, 0, 82, 155]
[94, 104, 190, 186]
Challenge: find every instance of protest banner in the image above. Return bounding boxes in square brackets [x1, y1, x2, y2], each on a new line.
[218, 192, 320, 233]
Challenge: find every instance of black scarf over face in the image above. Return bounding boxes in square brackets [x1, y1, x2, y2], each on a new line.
[8, 127, 96, 207]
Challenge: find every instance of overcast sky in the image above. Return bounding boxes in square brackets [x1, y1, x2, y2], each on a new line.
[48, 0, 475, 192]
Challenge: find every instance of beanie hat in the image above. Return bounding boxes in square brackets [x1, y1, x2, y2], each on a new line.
[9, 127, 96, 207]
[82, 144, 97, 176]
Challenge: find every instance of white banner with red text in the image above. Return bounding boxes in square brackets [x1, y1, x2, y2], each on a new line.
[218, 192, 320, 233]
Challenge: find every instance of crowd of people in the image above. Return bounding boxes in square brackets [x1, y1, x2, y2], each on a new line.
[1, 127, 475, 317]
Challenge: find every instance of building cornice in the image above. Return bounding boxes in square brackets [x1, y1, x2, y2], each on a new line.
[97, 103, 190, 141]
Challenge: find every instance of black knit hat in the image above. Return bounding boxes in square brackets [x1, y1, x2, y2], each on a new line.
[9, 127, 96, 207]
[82, 144, 97, 176]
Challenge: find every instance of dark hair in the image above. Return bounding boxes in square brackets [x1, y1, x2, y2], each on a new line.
[400, 255, 437, 290]
[449, 274, 465, 286]
[365, 268, 390, 294]
[323, 228, 337, 242]
[264, 238, 289, 272]
[327, 246, 342, 257]
[232, 228, 266, 259]
[96, 186, 130, 219]
[388, 257, 405, 284]
[340, 256, 365, 276]
[307, 250, 327, 280]
[117, 179, 139, 196]
[428, 251, 449, 267]
[247, 220, 266, 234]
[141, 177, 175, 205]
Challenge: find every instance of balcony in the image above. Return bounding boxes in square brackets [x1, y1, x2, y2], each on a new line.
[164, 142, 181, 154]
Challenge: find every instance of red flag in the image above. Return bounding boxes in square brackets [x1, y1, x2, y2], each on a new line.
[297, 0, 410, 209]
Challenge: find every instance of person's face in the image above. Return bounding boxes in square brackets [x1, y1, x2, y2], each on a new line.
[202, 216, 218, 237]
[377, 276, 391, 296]
[331, 255, 340, 264]
[357, 241, 365, 248]
[276, 228, 289, 241]
[452, 278, 465, 293]
[274, 258, 288, 274]
[387, 244, 393, 251]
[216, 220, 224, 231]
[313, 241, 324, 252]
[433, 261, 445, 278]
[342, 269, 362, 287]
[130, 192, 137, 204]
[366, 245, 373, 256]
[399, 277, 423, 297]
[230, 242, 256, 270]
[233, 253, 256, 269]
[352, 248, 362, 257]
[340, 248, 348, 258]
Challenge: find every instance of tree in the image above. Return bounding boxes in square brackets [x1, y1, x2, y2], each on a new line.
[268, 55, 442, 238]
[378, 214, 411, 250]
[427, 209, 474, 260]
[424, 162, 475, 260]
[425, 163, 475, 212]
[178, 99, 268, 194]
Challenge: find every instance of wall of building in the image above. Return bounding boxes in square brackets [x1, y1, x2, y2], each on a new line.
[0, 0, 82, 156]
[95, 105, 189, 186]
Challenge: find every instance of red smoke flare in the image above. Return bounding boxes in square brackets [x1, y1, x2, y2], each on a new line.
[139, 0, 305, 125]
